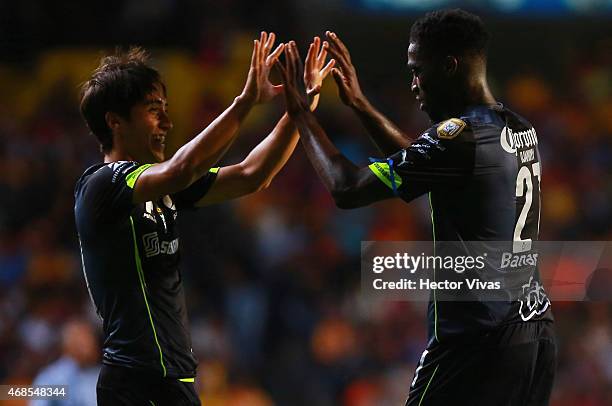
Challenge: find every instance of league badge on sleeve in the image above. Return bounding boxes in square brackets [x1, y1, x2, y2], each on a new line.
[437, 118, 466, 139]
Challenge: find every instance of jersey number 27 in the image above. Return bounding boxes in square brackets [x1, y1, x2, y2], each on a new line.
[514, 162, 541, 253]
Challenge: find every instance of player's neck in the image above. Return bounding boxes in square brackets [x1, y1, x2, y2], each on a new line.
[104, 149, 134, 163]
[465, 76, 496, 107]
[441, 80, 496, 120]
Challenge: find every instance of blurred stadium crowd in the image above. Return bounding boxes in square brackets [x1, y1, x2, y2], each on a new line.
[0, 1, 611, 405]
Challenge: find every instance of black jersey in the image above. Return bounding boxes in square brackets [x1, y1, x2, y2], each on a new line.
[369, 104, 552, 342]
[74, 161, 217, 378]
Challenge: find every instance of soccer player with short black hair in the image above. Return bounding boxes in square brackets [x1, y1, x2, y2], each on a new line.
[75, 33, 333, 405]
[276, 9, 556, 406]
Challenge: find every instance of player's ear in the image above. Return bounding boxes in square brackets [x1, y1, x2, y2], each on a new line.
[443, 55, 458, 76]
[105, 112, 123, 135]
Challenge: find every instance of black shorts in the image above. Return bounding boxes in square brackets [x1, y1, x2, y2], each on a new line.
[96, 364, 200, 406]
[406, 321, 556, 406]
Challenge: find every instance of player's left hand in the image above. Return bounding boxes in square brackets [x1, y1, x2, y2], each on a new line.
[304, 37, 335, 111]
[275, 41, 311, 117]
[324, 31, 366, 109]
[241, 31, 285, 105]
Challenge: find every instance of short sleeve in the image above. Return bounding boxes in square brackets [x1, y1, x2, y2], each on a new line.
[76, 161, 152, 220]
[368, 119, 475, 202]
[171, 167, 219, 210]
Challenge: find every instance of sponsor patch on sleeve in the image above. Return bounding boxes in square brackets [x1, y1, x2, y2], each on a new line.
[436, 118, 466, 139]
[368, 161, 403, 191]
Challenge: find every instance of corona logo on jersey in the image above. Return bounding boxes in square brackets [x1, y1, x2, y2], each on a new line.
[500, 126, 539, 154]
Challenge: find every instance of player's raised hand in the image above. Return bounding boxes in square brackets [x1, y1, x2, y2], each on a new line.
[304, 36, 336, 110]
[324, 31, 366, 108]
[241, 32, 285, 105]
[274, 41, 310, 117]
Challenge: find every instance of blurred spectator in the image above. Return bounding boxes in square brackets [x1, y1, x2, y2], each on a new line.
[29, 319, 100, 406]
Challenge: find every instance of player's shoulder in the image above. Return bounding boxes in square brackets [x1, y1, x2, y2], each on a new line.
[499, 106, 534, 131]
[459, 103, 534, 132]
[434, 118, 471, 140]
[428, 104, 535, 146]
[74, 161, 139, 197]
[76, 161, 138, 186]
[421, 117, 473, 144]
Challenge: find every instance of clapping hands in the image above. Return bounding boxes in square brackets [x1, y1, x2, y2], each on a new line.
[241, 32, 335, 115]
[275, 38, 335, 116]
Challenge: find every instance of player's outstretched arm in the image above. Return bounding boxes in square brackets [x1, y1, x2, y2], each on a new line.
[276, 41, 392, 209]
[195, 38, 335, 206]
[325, 31, 411, 156]
[132, 32, 284, 203]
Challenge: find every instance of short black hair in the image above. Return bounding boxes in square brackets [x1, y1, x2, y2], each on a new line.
[410, 9, 490, 57]
[79, 47, 165, 153]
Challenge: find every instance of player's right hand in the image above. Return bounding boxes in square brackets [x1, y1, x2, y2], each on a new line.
[304, 36, 335, 111]
[324, 31, 366, 109]
[241, 32, 285, 105]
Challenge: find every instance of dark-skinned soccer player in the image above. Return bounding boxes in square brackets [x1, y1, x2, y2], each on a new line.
[275, 10, 555, 406]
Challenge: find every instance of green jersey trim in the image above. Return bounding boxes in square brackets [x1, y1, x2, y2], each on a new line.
[429, 192, 439, 342]
[126, 164, 154, 189]
[129, 216, 167, 377]
[368, 162, 403, 190]
[418, 364, 439, 406]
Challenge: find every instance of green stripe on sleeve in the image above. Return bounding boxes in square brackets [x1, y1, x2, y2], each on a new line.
[126, 164, 154, 189]
[368, 162, 402, 190]
[179, 378, 195, 383]
[209, 167, 220, 174]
